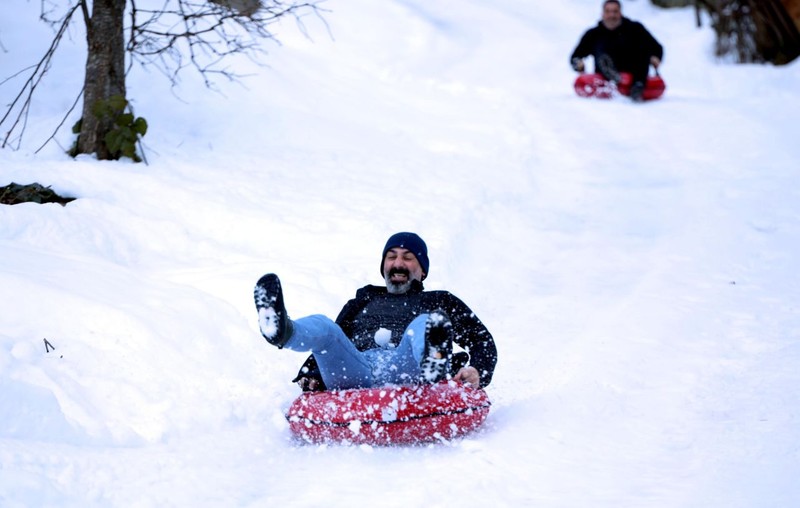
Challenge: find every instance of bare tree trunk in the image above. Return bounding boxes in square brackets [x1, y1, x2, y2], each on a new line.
[752, 0, 800, 64]
[696, 0, 800, 64]
[77, 0, 127, 159]
[781, 0, 800, 32]
[3, 0, 321, 157]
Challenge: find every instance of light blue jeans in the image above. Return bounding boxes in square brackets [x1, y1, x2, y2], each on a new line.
[285, 314, 430, 390]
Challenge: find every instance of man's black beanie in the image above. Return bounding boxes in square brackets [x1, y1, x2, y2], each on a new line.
[380, 232, 429, 279]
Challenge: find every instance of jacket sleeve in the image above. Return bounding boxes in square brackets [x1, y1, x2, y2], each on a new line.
[636, 22, 663, 61]
[570, 28, 596, 63]
[440, 293, 498, 388]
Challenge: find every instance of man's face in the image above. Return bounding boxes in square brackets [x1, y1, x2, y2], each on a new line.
[383, 247, 425, 294]
[602, 2, 622, 30]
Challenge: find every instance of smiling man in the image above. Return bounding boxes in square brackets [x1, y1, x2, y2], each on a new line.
[254, 232, 498, 392]
[383, 239, 426, 295]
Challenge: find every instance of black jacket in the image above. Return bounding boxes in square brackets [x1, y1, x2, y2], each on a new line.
[293, 280, 498, 390]
[571, 17, 663, 80]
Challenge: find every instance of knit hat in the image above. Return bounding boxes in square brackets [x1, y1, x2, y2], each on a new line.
[380, 232, 429, 279]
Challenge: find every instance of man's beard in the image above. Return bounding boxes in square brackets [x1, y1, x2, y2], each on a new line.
[385, 267, 414, 294]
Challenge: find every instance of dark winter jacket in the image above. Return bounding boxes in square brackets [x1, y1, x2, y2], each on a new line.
[571, 17, 663, 82]
[293, 280, 498, 390]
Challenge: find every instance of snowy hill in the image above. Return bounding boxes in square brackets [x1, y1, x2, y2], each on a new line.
[2, 0, 799, 506]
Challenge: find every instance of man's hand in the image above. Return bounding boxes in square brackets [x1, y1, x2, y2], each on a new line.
[296, 376, 322, 392]
[650, 56, 661, 69]
[452, 366, 480, 388]
[571, 57, 585, 73]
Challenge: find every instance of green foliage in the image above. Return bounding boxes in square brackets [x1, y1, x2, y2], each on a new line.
[0, 182, 75, 206]
[69, 95, 148, 162]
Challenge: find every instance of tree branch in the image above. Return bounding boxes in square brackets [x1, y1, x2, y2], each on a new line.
[128, 1, 327, 88]
[34, 89, 83, 154]
[1, 3, 80, 149]
[3, 0, 327, 152]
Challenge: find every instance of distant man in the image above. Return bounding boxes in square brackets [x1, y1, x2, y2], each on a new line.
[570, 0, 663, 101]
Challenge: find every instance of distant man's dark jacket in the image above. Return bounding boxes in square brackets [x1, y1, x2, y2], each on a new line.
[293, 280, 498, 390]
[571, 17, 663, 83]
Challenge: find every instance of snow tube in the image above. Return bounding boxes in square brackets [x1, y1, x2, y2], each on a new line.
[286, 380, 491, 445]
[574, 72, 665, 101]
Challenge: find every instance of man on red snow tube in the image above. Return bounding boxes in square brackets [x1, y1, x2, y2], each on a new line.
[253, 232, 498, 394]
[570, 0, 664, 102]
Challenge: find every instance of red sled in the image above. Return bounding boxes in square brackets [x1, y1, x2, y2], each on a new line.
[286, 380, 491, 445]
[574, 72, 665, 101]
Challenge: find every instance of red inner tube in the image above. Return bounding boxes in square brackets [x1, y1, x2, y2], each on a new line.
[286, 381, 491, 445]
[574, 72, 665, 100]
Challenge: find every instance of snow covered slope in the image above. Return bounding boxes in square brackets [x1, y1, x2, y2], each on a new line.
[2, 0, 799, 506]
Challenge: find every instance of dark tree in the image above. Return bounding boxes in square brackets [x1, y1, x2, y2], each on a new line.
[693, 0, 800, 64]
[80, 0, 127, 159]
[1, 0, 324, 160]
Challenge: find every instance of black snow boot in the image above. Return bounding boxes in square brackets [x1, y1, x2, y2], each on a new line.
[419, 309, 453, 383]
[597, 54, 621, 84]
[630, 81, 645, 102]
[254, 273, 293, 348]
